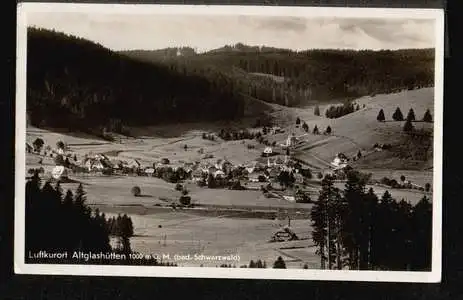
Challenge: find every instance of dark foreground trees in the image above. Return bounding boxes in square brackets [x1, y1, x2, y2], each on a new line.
[24, 171, 175, 266]
[310, 170, 432, 271]
[423, 109, 433, 122]
[25, 174, 111, 255]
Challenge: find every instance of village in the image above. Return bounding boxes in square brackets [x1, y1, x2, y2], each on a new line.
[25, 88, 435, 268]
[26, 122, 362, 206]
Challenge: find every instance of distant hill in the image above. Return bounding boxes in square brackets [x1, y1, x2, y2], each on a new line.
[122, 44, 435, 106]
[26, 28, 245, 134]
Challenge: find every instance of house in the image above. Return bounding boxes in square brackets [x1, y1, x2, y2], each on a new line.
[294, 173, 304, 184]
[126, 159, 141, 169]
[215, 159, 224, 170]
[271, 126, 283, 134]
[51, 165, 68, 180]
[286, 134, 297, 147]
[192, 169, 205, 182]
[331, 153, 348, 170]
[208, 166, 219, 174]
[214, 170, 226, 178]
[249, 172, 266, 183]
[282, 195, 296, 202]
[144, 168, 155, 176]
[263, 147, 273, 156]
[56, 148, 65, 156]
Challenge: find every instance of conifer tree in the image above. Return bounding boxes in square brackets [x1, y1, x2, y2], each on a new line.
[341, 170, 368, 270]
[411, 195, 432, 271]
[372, 190, 396, 269]
[314, 105, 320, 116]
[406, 108, 416, 121]
[313, 125, 319, 135]
[362, 188, 379, 269]
[422, 109, 433, 122]
[296, 117, 301, 125]
[326, 126, 332, 134]
[376, 109, 385, 122]
[273, 256, 287, 269]
[311, 175, 341, 269]
[392, 107, 404, 121]
[302, 122, 309, 132]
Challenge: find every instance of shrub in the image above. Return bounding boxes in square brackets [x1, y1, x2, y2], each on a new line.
[258, 175, 267, 182]
[179, 195, 191, 206]
[175, 183, 183, 191]
[317, 172, 323, 179]
[33, 138, 45, 152]
[131, 186, 141, 197]
[423, 109, 433, 122]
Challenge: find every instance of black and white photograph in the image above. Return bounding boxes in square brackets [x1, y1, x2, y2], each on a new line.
[15, 3, 444, 282]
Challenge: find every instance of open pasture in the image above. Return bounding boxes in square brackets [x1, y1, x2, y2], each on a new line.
[105, 211, 316, 268]
[283, 88, 434, 170]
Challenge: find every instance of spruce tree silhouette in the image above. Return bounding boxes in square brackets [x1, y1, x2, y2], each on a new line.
[273, 256, 287, 269]
[406, 108, 416, 121]
[376, 109, 385, 122]
[422, 109, 433, 122]
[392, 107, 404, 121]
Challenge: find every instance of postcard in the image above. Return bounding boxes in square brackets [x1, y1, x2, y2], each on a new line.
[15, 3, 444, 282]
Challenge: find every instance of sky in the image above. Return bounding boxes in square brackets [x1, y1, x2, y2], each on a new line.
[27, 12, 436, 52]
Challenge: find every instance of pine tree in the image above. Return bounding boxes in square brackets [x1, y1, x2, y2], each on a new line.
[406, 108, 416, 121]
[362, 188, 378, 269]
[403, 119, 414, 132]
[411, 195, 432, 271]
[296, 117, 301, 125]
[249, 260, 256, 268]
[341, 170, 369, 270]
[313, 125, 319, 135]
[273, 256, 286, 269]
[314, 105, 320, 116]
[302, 122, 309, 132]
[376, 109, 385, 122]
[392, 107, 404, 121]
[311, 175, 341, 269]
[422, 109, 433, 122]
[372, 190, 396, 269]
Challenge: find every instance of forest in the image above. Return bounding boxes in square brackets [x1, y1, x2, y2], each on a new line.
[27, 27, 434, 133]
[26, 27, 245, 133]
[123, 44, 435, 107]
[24, 170, 177, 266]
[311, 170, 432, 271]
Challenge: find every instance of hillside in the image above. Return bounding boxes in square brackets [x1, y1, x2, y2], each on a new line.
[26, 28, 245, 135]
[121, 44, 435, 107]
[282, 88, 435, 171]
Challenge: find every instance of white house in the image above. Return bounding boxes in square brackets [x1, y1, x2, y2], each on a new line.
[56, 148, 65, 155]
[214, 170, 226, 178]
[126, 159, 141, 169]
[286, 134, 297, 147]
[282, 195, 296, 202]
[144, 168, 155, 176]
[263, 147, 273, 156]
[51, 165, 68, 180]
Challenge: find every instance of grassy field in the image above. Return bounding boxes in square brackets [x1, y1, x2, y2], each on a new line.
[105, 211, 316, 268]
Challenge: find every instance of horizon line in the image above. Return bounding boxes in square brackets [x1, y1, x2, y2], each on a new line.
[28, 26, 436, 54]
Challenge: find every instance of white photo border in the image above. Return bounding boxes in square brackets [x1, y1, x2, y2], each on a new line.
[14, 3, 445, 283]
